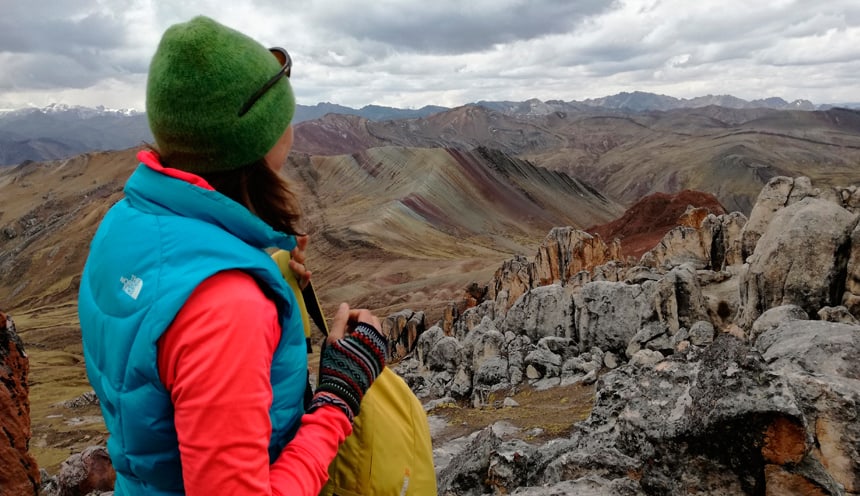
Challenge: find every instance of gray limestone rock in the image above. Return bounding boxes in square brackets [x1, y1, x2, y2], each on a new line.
[755, 320, 860, 492]
[843, 220, 860, 319]
[437, 427, 502, 496]
[626, 321, 670, 358]
[688, 320, 715, 346]
[640, 225, 711, 271]
[416, 325, 444, 367]
[524, 347, 562, 379]
[628, 349, 664, 367]
[510, 476, 644, 496]
[503, 284, 574, 341]
[426, 336, 463, 373]
[817, 305, 859, 325]
[721, 211, 749, 267]
[749, 304, 809, 342]
[575, 281, 650, 355]
[741, 176, 820, 261]
[647, 264, 710, 334]
[739, 197, 858, 329]
[474, 356, 509, 386]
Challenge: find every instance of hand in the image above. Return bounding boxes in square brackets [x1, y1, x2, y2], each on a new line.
[308, 303, 387, 421]
[288, 234, 311, 290]
[327, 302, 382, 344]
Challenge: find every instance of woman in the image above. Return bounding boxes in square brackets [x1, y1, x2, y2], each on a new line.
[78, 15, 386, 495]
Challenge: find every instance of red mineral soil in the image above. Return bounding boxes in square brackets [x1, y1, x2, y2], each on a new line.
[587, 190, 727, 260]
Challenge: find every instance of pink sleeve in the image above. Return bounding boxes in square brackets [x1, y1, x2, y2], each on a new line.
[157, 270, 351, 496]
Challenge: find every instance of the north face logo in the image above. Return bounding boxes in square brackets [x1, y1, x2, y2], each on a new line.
[120, 274, 144, 300]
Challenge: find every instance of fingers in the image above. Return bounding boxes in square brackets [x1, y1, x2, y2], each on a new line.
[288, 260, 311, 289]
[348, 309, 382, 331]
[289, 235, 311, 289]
[328, 303, 350, 343]
[291, 235, 309, 264]
[329, 306, 382, 344]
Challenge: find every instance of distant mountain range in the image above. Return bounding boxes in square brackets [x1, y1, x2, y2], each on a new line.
[2, 92, 860, 166]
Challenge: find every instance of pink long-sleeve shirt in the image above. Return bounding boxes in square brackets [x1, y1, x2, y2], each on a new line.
[155, 244, 349, 496]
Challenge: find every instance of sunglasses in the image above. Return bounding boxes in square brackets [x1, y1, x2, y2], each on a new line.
[238, 47, 292, 117]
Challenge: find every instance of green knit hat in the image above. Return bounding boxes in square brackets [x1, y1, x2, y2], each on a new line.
[146, 16, 295, 173]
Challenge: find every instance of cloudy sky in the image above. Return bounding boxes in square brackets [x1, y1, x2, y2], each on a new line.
[1, 0, 858, 111]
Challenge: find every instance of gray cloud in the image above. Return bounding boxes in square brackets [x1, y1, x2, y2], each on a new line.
[2, 0, 860, 110]
[305, 0, 614, 54]
[0, 2, 145, 92]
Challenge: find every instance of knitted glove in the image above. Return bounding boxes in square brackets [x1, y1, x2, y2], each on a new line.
[308, 322, 387, 422]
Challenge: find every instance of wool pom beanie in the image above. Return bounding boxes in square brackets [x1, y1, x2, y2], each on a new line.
[146, 16, 295, 173]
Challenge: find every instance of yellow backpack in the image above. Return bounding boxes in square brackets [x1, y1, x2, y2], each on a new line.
[272, 250, 437, 496]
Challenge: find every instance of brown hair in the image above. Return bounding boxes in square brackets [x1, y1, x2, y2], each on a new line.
[199, 159, 304, 235]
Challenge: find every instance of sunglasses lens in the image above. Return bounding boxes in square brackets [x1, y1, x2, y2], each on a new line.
[271, 49, 287, 66]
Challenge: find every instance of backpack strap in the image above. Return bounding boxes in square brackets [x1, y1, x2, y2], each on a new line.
[302, 281, 329, 338]
[271, 249, 329, 349]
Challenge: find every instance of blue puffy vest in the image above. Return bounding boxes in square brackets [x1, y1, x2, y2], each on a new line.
[78, 164, 307, 494]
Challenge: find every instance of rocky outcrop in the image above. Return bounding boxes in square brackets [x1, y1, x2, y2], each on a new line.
[41, 446, 115, 496]
[640, 212, 748, 271]
[533, 228, 620, 286]
[489, 228, 622, 315]
[489, 255, 535, 314]
[421, 176, 860, 495]
[844, 221, 860, 317]
[405, 264, 715, 407]
[435, 330, 858, 495]
[0, 310, 39, 495]
[738, 197, 858, 329]
[381, 309, 426, 359]
[740, 176, 821, 261]
[755, 320, 860, 493]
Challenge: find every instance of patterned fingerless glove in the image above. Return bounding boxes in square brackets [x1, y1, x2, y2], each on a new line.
[308, 322, 387, 422]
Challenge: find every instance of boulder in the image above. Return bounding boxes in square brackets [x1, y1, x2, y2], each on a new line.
[0, 311, 39, 496]
[506, 332, 530, 386]
[841, 184, 860, 213]
[627, 349, 664, 367]
[738, 197, 858, 329]
[755, 320, 860, 492]
[591, 261, 625, 283]
[640, 210, 742, 273]
[415, 325, 443, 366]
[625, 321, 670, 358]
[502, 284, 574, 342]
[565, 335, 838, 494]
[740, 176, 819, 261]
[574, 281, 650, 355]
[53, 446, 116, 496]
[749, 305, 809, 342]
[640, 226, 710, 270]
[817, 306, 859, 325]
[524, 348, 562, 379]
[437, 426, 503, 495]
[426, 336, 463, 374]
[755, 320, 859, 382]
[687, 320, 715, 346]
[453, 300, 495, 341]
[844, 220, 860, 318]
[647, 264, 710, 334]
